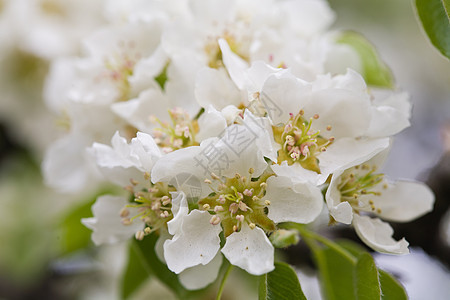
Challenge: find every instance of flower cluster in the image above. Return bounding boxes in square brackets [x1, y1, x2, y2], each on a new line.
[42, 0, 434, 291]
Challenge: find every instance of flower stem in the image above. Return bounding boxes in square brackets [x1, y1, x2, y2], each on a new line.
[216, 263, 233, 300]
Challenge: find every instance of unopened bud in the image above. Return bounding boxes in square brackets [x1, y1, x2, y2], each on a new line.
[269, 229, 300, 248]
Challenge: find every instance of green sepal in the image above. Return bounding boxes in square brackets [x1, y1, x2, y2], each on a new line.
[269, 229, 300, 248]
[337, 31, 395, 88]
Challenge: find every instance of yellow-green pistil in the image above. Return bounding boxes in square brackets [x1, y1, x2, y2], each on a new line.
[273, 110, 334, 173]
[199, 169, 276, 237]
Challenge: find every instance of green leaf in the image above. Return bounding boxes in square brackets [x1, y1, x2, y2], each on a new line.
[121, 242, 153, 299]
[338, 240, 407, 300]
[415, 0, 450, 59]
[129, 234, 205, 300]
[58, 198, 95, 255]
[259, 262, 307, 300]
[379, 270, 408, 300]
[308, 240, 356, 300]
[354, 253, 381, 300]
[337, 32, 395, 88]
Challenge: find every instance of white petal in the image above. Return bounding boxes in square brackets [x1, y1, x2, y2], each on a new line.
[265, 176, 323, 224]
[260, 73, 311, 125]
[164, 210, 221, 274]
[82, 195, 143, 245]
[130, 132, 162, 171]
[89, 131, 161, 186]
[353, 215, 409, 254]
[325, 170, 353, 224]
[151, 145, 210, 198]
[155, 229, 171, 263]
[195, 67, 242, 110]
[317, 137, 390, 184]
[243, 110, 278, 162]
[178, 253, 223, 290]
[167, 192, 189, 235]
[280, 0, 335, 36]
[111, 89, 170, 133]
[271, 161, 321, 185]
[304, 88, 371, 139]
[196, 105, 228, 142]
[365, 91, 411, 137]
[152, 123, 270, 195]
[244, 61, 287, 95]
[221, 224, 274, 275]
[218, 38, 249, 90]
[368, 181, 434, 222]
[42, 134, 100, 193]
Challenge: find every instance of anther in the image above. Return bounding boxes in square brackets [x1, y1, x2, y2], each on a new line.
[233, 225, 238, 232]
[252, 196, 260, 201]
[243, 189, 253, 197]
[124, 185, 134, 193]
[377, 208, 382, 214]
[260, 182, 267, 189]
[161, 196, 171, 206]
[144, 172, 150, 180]
[229, 203, 239, 214]
[265, 200, 271, 206]
[238, 201, 248, 212]
[249, 223, 256, 229]
[211, 173, 220, 180]
[203, 204, 211, 210]
[120, 207, 130, 218]
[248, 168, 255, 175]
[214, 205, 224, 212]
[122, 218, 132, 225]
[151, 202, 161, 211]
[204, 179, 212, 184]
[326, 125, 332, 131]
[235, 173, 241, 179]
[299, 109, 304, 115]
[210, 215, 221, 225]
[130, 178, 139, 186]
[217, 194, 226, 204]
[236, 215, 245, 222]
[135, 231, 145, 241]
[313, 114, 319, 119]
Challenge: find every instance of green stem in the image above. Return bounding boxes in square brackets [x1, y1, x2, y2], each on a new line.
[216, 263, 233, 300]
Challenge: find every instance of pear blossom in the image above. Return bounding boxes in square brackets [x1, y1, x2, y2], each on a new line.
[325, 151, 434, 254]
[152, 122, 323, 276]
[257, 68, 392, 185]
